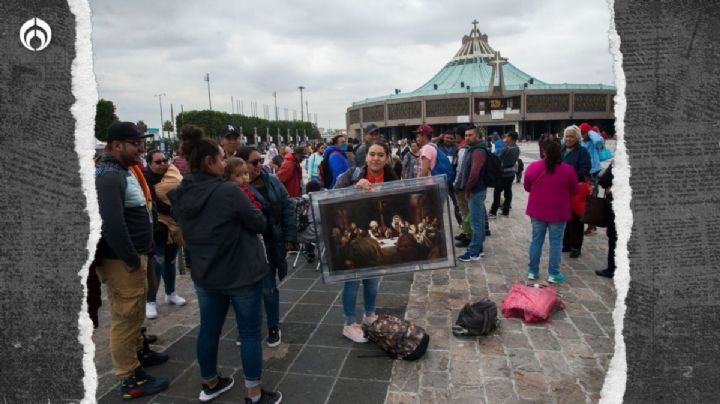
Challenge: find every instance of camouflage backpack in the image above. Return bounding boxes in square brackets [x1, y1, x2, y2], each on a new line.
[366, 314, 430, 361]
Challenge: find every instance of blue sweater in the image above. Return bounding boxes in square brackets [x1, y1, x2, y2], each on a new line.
[323, 146, 349, 189]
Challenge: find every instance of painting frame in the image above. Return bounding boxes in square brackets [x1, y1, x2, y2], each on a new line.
[309, 175, 456, 284]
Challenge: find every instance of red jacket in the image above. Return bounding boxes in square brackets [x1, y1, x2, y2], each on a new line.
[276, 152, 303, 197]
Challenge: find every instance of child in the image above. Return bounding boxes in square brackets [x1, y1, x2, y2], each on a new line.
[225, 157, 264, 211]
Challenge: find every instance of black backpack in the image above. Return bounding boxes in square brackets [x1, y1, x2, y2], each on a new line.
[366, 315, 430, 361]
[480, 147, 503, 188]
[452, 299, 499, 337]
[319, 149, 341, 188]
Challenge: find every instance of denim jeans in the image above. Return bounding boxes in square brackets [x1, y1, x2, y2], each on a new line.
[195, 283, 263, 388]
[262, 270, 280, 329]
[528, 219, 566, 276]
[343, 277, 380, 324]
[148, 243, 179, 302]
[467, 189, 487, 255]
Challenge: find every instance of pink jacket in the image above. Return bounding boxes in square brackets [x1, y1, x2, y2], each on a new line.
[523, 160, 579, 222]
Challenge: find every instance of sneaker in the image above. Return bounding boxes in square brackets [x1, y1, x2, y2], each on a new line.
[120, 367, 169, 400]
[141, 327, 158, 345]
[145, 302, 158, 319]
[342, 323, 368, 343]
[457, 251, 484, 262]
[199, 374, 235, 402]
[245, 389, 283, 404]
[595, 269, 614, 278]
[137, 348, 169, 368]
[548, 273, 567, 284]
[527, 272, 538, 280]
[569, 249, 581, 259]
[165, 292, 187, 306]
[488, 212, 498, 219]
[267, 327, 281, 347]
[362, 313, 378, 326]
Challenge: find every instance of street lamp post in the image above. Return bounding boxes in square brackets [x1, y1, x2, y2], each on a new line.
[154, 93, 166, 139]
[273, 91, 278, 121]
[204, 73, 212, 110]
[298, 86, 305, 122]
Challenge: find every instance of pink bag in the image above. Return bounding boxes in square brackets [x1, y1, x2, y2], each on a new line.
[501, 282, 564, 323]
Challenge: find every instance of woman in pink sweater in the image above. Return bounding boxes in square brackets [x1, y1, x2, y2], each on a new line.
[523, 142, 579, 283]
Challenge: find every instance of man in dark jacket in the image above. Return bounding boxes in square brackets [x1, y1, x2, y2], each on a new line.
[561, 125, 591, 258]
[489, 131, 520, 217]
[237, 147, 297, 348]
[353, 124, 380, 168]
[457, 127, 488, 262]
[95, 122, 169, 399]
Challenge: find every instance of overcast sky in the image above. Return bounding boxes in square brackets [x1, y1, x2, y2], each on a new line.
[90, 0, 615, 132]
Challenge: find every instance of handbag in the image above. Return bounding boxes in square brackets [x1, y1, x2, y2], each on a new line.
[581, 192, 610, 227]
[599, 146, 613, 162]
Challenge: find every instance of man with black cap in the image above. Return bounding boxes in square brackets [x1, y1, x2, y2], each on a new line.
[353, 123, 380, 168]
[95, 122, 170, 399]
[219, 124, 241, 158]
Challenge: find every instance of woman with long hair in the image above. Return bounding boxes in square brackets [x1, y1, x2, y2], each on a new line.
[168, 126, 281, 403]
[334, 141, 398, 342]
[523, 141, 579, 283]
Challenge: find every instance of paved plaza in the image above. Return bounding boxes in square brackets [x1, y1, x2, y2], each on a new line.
[94, 141, 616, 403]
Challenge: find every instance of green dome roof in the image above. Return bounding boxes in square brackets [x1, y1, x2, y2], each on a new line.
[352, 23, 614, 106]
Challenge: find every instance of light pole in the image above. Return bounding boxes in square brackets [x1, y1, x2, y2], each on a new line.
[204, 73, 212, 110]
[298, 86, 305, 122]
[154, 93, 166, 139]
[273, 91, 278, 121]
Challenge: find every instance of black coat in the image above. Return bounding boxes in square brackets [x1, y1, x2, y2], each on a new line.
[562, 146, 591, 182]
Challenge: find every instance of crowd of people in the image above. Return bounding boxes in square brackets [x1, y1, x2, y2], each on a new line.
[91, 119, 615, 401]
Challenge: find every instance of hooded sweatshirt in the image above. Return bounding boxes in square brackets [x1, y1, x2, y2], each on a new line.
[168, 172, 268, 289]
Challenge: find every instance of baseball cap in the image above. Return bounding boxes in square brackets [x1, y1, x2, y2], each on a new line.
[364, 123, 380, 133]
[413, 124, 433, 136]
[106, 122, 152, 142]
[221, 124, 240, 137]
[578, 122, 592, 133]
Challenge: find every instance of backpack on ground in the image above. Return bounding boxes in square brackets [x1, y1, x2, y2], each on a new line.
[480, 147, 503, 188]
[428, 143, 455, 186]
[366, 314, 430, 361]
[452, 299, 500, 337]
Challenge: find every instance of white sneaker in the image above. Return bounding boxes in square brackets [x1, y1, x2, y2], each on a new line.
[146, 302, 158, 319]
[342, 324, 368, 343]
[165, 292, 186, 306]
[362, 313, 378, 326]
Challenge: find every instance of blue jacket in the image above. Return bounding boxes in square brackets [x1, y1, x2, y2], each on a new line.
[323, 145, 349, 189]
[581, 130, 605, 174]
[562, 146, 591, 182]
[493, 139, 505, 155]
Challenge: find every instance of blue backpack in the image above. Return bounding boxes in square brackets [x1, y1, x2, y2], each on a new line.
[428, 143, 455, 185]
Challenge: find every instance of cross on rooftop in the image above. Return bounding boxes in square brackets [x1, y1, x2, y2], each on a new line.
[472, 19, 479, 30]
[490, 50, 507, 70]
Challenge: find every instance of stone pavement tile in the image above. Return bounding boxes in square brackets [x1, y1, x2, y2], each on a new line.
[289, 346, 348, 376]
[274, 373, 334, 404]
[279, 277, 316, 291]
[584, 335, 614, 354]
[535, 351, 573, 382]
[386, 391, 417, 404]
[450, 337, 480, 361]
[424, 326, 451, 350]
[381, 280, 414, 294]
[513, 369, 550, 401]
[323, 305, 350, 325]
[376, 293, 411, 309]
[329, 379, 390, 404]
[592, 312, 614, 334]
[526, 327, 561, 351]
[549, 381, 587, 404]
[549, 320, 581, 340]
[506, 348, 542, 372]
[283, 303, 328, 323]
[597, 353, 612, 372]
[450, 360, 482, 385]
[164, 335, 198, 363]
[341, 348, 395, 381]
[478, 335, 506, 356]
[426, 315, 451, 327]
[389, 360, 421, 393]
[498, 317, 524, 333]
[449, 386, 486, 404]
[279, 322, 319, 345]
[150, 395, 198, 403]
[581, 299, 610, 313]
[298, 290, 338, 305]
[569, 315, 605, 337]
[574, 366, 606, 393]
[421, 349, 450, 372]
[287, 267, 320, 279]
[500, 330, 532, 350]
[482, 378, 518, 403]
[307, 323, 352, 348]
[418, 387, 450, 403]
[160, 363, 235, 402]
[263, 343, 302, 372]
[215, 371, 284, 403]
[479, 355, 512, 378]
[311, 281, 343, 293]
[561, 340, 598, 368]
[279, 289, 306, 303]
[155, 325, 193, 348]
[419, 371, 449, 389]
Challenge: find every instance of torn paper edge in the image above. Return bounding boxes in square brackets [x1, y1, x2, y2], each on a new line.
[68, 0, 100, 402]
[600, 0, 630, 403]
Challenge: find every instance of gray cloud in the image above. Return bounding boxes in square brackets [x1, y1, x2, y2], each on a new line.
[91, 0, 614, 131]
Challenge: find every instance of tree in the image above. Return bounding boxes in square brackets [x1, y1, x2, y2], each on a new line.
[163, 120, 174, 134]
[136, 120, 148, 134]
[95, 99, 119, 141]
